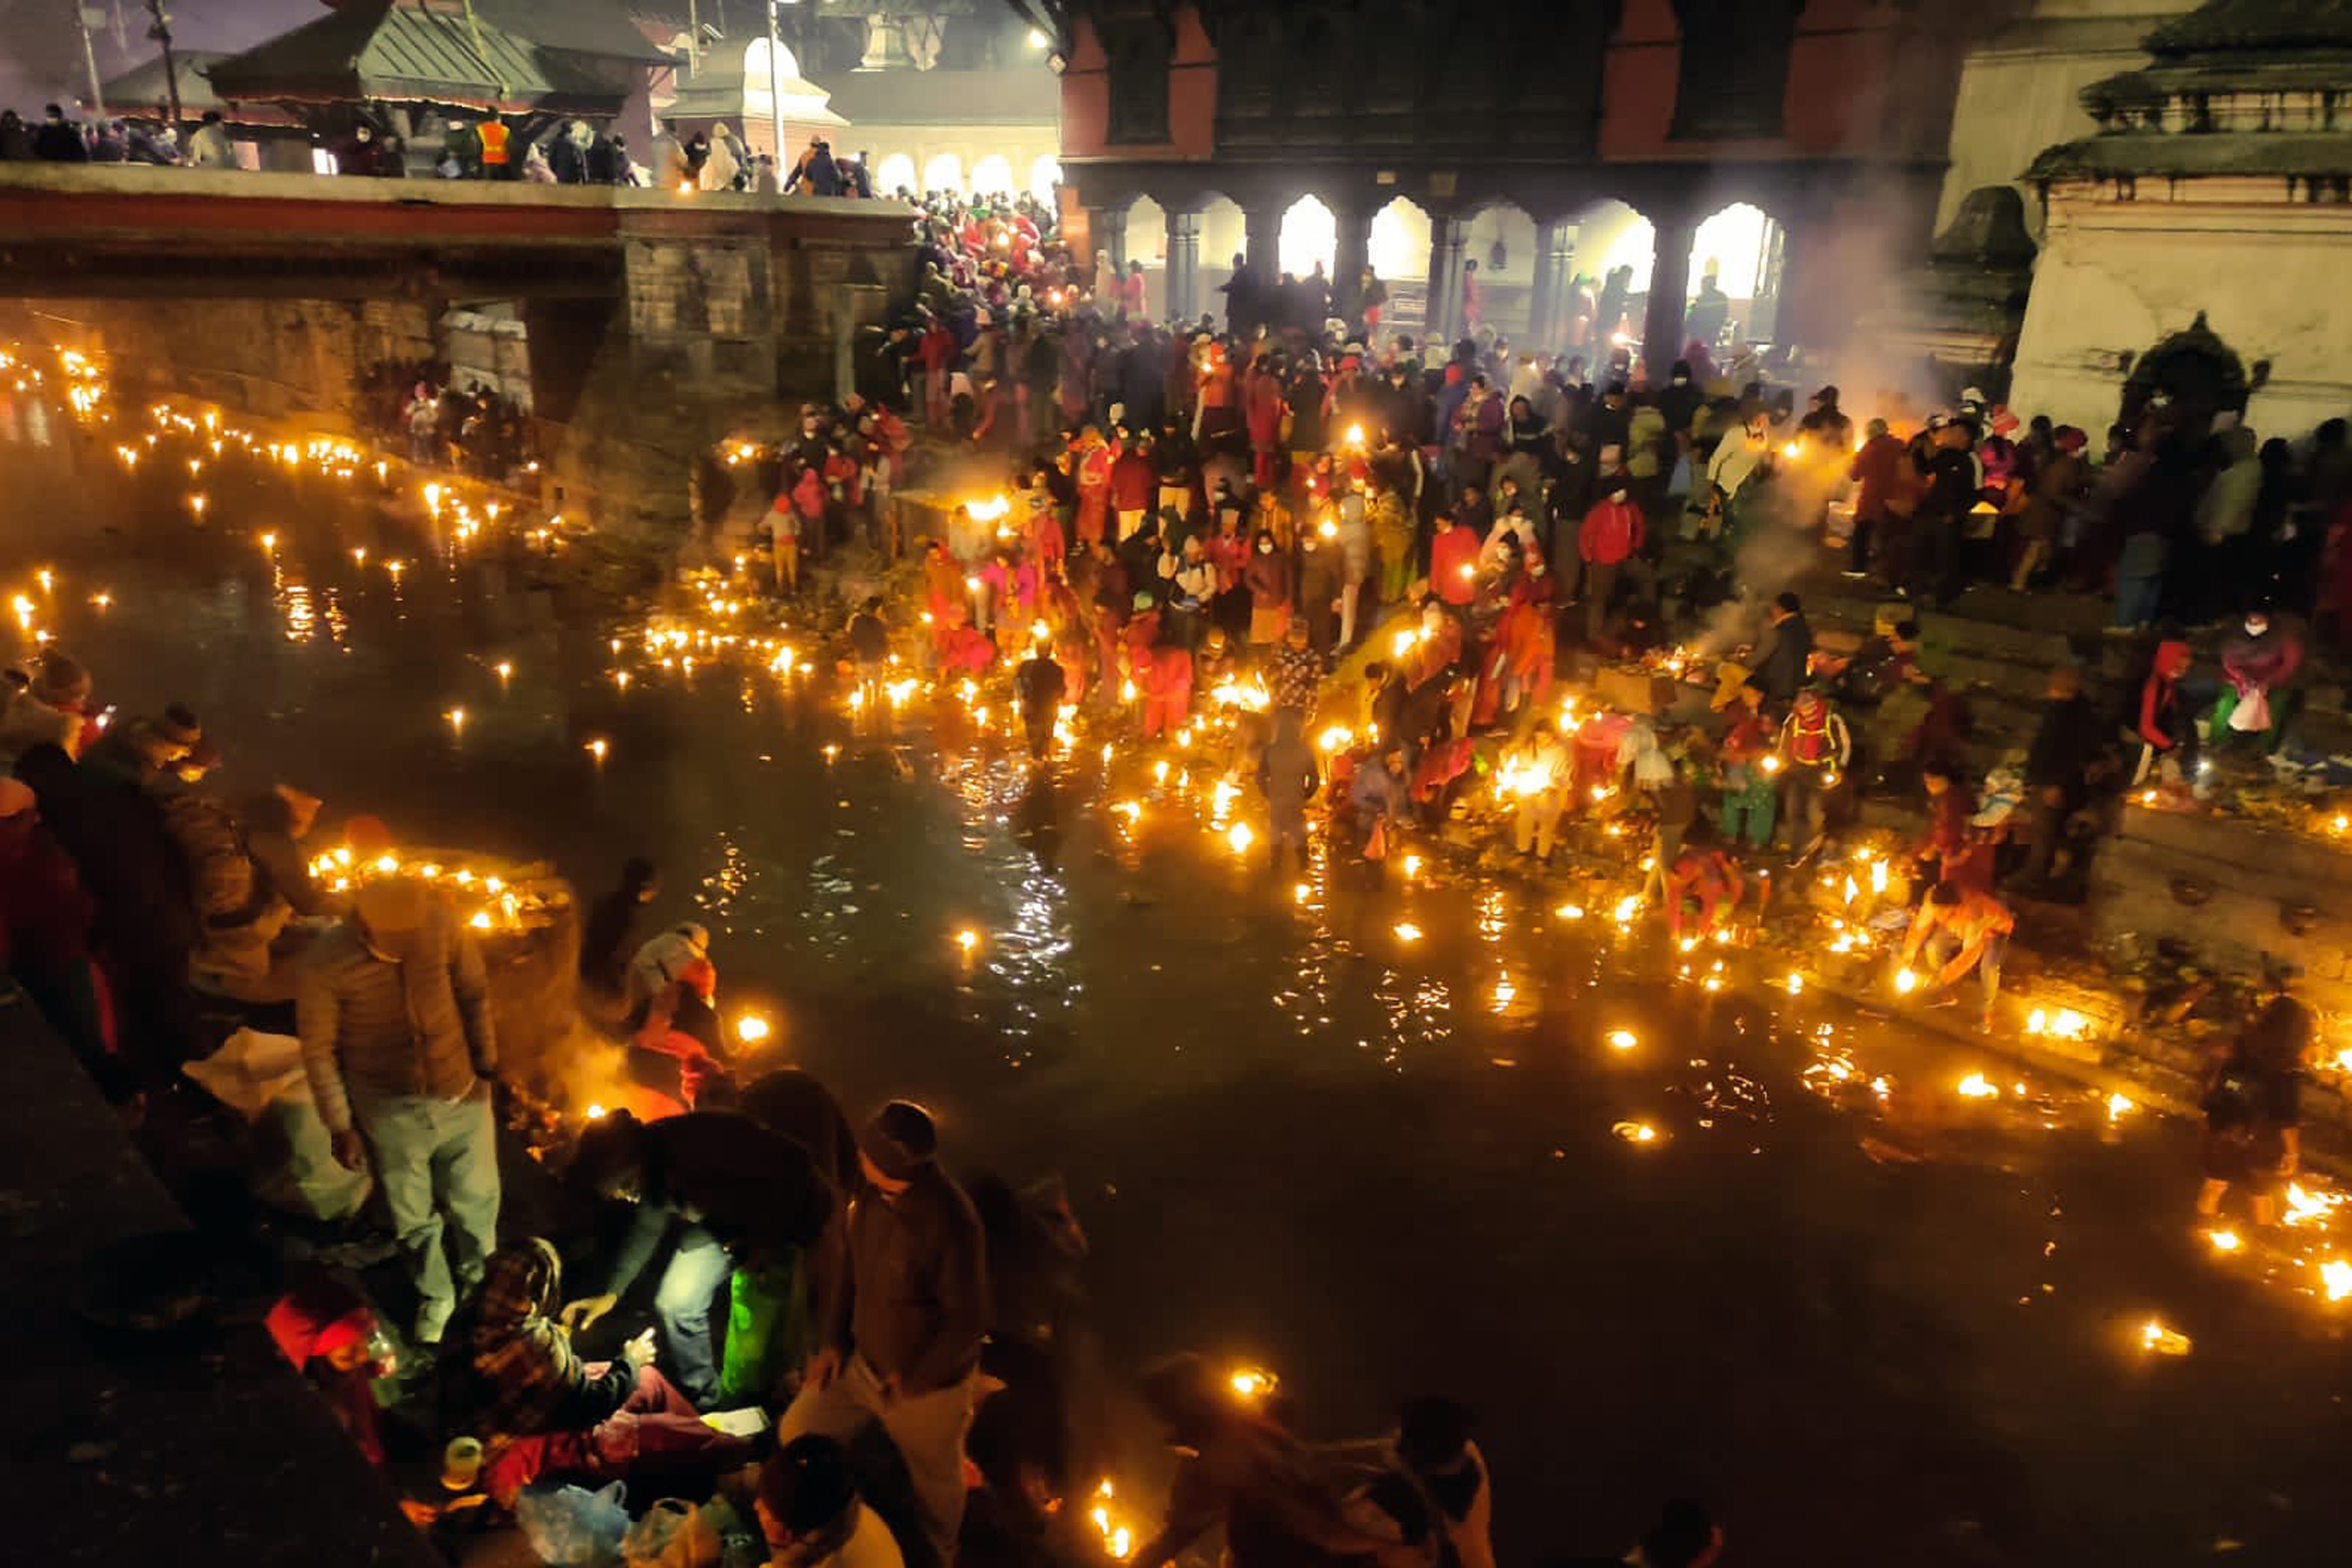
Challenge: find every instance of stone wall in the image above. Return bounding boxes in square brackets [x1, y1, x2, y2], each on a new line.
[29, 298, 436, 423]
[1935, 0, 2199, 240]
[2010, 180, 2352, 440]
[2095, 804, 2352, 1005]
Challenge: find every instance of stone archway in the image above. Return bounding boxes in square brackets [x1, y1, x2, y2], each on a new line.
[970, 154, 1015, 200]
[2122, 313, 2249, 436]
[1278, 194, 1339, 284]
[1462, 199, 1538, 340]
[1688, 201, 1784, 351]
[1028, 154, 1064, 203]
[1567, 199, 1652, 355]
[874, 152, 916, 199]
[921, 151, 964, 196]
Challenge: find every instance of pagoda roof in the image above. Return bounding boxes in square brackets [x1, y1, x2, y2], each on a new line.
[2030, 0, 2352, 184]
[2146, 0, 2352, 55]
[204, 0, 662, 114]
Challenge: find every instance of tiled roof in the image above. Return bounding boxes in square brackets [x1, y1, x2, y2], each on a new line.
[2149, 0, 2352, 56]
[203, 0, 657, 111]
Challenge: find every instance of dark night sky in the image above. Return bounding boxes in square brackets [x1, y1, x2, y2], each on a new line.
[0, 0, 320, 114]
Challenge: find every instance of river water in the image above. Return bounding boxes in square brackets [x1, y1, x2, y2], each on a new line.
[4, 384, 2350, 1566]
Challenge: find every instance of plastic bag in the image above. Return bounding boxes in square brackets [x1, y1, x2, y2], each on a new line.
[623, 1499, 723, 1568]
[517, 1481, 630, 1568]
[2229, 687, 2271, 734]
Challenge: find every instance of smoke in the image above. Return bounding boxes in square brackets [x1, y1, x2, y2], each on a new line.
[1688, 462, 1844, 658]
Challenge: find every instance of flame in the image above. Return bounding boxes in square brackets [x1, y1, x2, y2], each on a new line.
[736, 1015, 772, 1045]
[1955, 1072, 1997, 1098]
[1606, 1029, 1637, 1051]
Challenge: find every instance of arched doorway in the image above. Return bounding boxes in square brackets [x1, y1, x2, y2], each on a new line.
[1198, 195, 1247, 325]
[874, 152, 916, 197]
[1278, 194, 1337, 283]
[921, 151, 964, 196]
[1687, 201, 1784, 351]
[1463, 201, 1538, 340]
[2122, 313, 2248, 436]
[1565, 199, 1653, 356]
[1028, 153, 1063, 203]
[1124, 193, 1168, 318]
[970, 154, 1013, 199]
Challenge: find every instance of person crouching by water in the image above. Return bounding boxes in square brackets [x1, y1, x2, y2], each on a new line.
[2198, 962, 2310, 1227]
[1129, 1353, 1432, 1568]
[451, 1238, 759, 1506]
[564, 1105, 841, 1410]
[1894, 880, 2014, 1030]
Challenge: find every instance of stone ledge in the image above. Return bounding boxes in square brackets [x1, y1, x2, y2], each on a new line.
[0, 987, 442, 1568]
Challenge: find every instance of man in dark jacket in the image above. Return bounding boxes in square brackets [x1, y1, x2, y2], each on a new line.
[2017, 663, 2101, 892]
[1746, 593, 1814, 710]
[566, 1107, 840, 1406]
[779, 1100, 987, 1568]
[32, 105, 86, 162]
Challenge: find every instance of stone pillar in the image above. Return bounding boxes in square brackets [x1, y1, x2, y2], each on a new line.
[1243, 202, 1281, 276]
[1166, 209, 1202, 323]
[1092, 203, 1130, 275]
[1331, 206, 1369, 332]
[1424, 216, 1469, 349]
[1641, 212, 1697, 385]
[1527, 218, 1576, 353]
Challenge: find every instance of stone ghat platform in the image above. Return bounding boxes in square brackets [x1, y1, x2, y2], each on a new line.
[0, 988, 442, 1568]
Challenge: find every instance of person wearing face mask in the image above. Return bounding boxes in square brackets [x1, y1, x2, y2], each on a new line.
[1577, 477, 1645, 645]
[2214, 608, 2305, 755]
[1244, 527, 1294, 644]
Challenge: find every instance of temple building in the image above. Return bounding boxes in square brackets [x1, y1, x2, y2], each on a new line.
[2009, 0, 2352, 436]
[1046, 0, 1981, 372]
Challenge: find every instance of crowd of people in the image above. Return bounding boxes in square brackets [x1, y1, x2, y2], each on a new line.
[352, 361, 539, 483]
[0, 629, 1752, 1568]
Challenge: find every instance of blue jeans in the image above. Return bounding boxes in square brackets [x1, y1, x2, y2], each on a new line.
[355, 1080, 500, 1335]
[2114, 533, 2169, 628]
[655, 1223, 734, 1403]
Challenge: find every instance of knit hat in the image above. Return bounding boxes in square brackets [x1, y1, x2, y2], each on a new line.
[32, 653, 90, 708]
[858, 1100, 939, 1181]
[157, 704, 203, 749]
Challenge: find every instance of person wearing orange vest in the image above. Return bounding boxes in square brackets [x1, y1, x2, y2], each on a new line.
[1774, 685, 1850, 866]
[476, 118, 510, 176]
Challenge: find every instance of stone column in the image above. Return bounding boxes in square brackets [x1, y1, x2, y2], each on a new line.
[1527, 218, 1576, 353]
[1641, 212, 1697, 385]
[1331, 206, 1369, 331]
[1092, 203, 1130, 275]
[1166, 208, 1202, 323]
[1243, 201, 1282, 276]
[1424, 216, 1469, 349]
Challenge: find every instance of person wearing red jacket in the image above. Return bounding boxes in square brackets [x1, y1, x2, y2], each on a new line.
[1109, 435, 1157, 540]
[2138, 638, 2194, 781]
[1577, 480, 1644, 644]
[1846, 419, 1906, 579]
[1245, 357, 1289, 490]
[1138, 642, 1194, 739]
[1431, 512, 1483, 608]
[1073, 427, 1115, 547]
[917, 316, 959, 427]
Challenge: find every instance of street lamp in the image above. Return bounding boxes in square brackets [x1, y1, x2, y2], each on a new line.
[145, 0, 184, 133]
